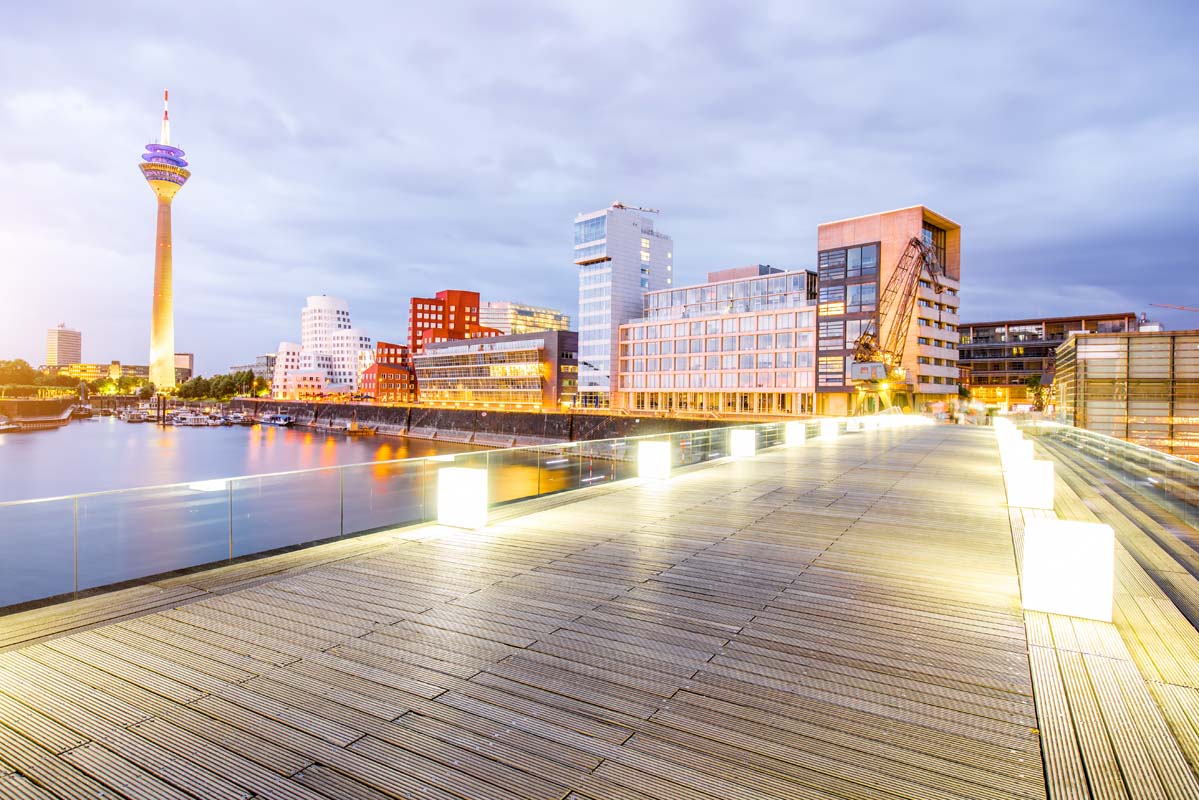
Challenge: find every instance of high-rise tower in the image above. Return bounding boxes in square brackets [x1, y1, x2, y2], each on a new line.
[140, 90, 190, 391]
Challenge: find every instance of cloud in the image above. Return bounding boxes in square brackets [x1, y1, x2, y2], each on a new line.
[0, 0, 1195, 373]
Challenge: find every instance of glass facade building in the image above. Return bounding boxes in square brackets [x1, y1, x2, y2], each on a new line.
[479, 301, 571, 335]
[574, 203, 672, 407]
[413, 330, 578, 410]
[616, 266, 818, 416]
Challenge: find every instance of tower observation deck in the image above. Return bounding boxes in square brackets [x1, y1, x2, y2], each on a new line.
[140, 90, 190, 391]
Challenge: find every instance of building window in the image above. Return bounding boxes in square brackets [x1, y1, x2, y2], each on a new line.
[922, 222, 946, 269]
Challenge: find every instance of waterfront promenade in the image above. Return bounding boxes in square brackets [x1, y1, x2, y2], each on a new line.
[1, 426, 1197, 798]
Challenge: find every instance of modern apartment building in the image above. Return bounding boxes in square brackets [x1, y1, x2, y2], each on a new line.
[816, 206, 962, 415]
[615, 266, 818, 416]
[42, 356, 187, 385]
[359, 341, 417, 404]
[45, 324, 82, 367]
[1056, 329, 1199, 462]
[407, 290, 501, 354]
[413, 330, 578, 410]
[480, 301, 571, 335]
[960, 312, 1139, 408]
[574, 202, 672, 407]
[272, 296, 372, 398]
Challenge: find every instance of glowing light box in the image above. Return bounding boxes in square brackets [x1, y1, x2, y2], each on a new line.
[1022, 518, 1114, 621]
[821, 419, 839, 439]
[437, 467, 488, 529]
[730, 429, 756, 458]
[1006, 460, 1054, 509]
[637, 441, 671, 480]
[784, 421, 806, 446]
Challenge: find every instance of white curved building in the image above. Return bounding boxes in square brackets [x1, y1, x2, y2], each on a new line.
[272, 296, 372, 399]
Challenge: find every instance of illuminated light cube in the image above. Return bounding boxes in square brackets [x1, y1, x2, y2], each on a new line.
[846, 419, 862, 432]
[862, 417, 878, 431]
[437, 467, 488, 529]
[1021, 518, 1115, 621]
[821, 419, 839, 439]
[784, 421, 806, 446]
[637, 440, 671, 480]
[730, 429, 757, 458]
[1001, 437, 1034, 469]
[1006, 459, 1054, 510]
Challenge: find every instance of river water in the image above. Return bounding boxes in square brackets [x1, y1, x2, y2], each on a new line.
[0, 416, 473, 502]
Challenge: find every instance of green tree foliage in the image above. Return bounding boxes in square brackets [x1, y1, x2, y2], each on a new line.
[176, 370, 256, 400]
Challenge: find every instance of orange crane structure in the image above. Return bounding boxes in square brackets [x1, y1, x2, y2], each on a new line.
[850, 236, 946, 412]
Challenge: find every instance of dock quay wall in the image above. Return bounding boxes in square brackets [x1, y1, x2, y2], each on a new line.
[230, 400, 730, 445]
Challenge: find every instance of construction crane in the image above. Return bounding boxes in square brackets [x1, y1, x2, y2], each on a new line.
[1151, 303, 1199, 313]
[850, 236, 945, 413]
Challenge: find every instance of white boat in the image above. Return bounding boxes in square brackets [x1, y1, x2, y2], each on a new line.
[262, 413, 295, 427]
[174, 411, 209, 427]
[125, 410, 149, 423]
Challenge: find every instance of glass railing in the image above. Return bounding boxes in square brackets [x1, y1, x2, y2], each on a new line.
[1016, 419, 1199, 528]
[0, 413, 925, 609]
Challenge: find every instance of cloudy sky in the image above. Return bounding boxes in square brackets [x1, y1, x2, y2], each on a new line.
[1, 1, 1195, 375]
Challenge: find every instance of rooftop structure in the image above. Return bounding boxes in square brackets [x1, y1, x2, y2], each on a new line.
[140, 90, 190, 391]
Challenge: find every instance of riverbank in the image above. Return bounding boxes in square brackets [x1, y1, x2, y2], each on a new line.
[232, 399, 731, 446]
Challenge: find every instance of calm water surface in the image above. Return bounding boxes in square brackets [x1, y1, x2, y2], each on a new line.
[0, 417, 473, 502]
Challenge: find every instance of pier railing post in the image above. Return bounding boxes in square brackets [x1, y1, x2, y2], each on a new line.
[73, 496, 79, 598]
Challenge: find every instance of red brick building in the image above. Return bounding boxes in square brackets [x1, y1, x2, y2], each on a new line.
[407, 289, 502, 354]
[359, 341, 417, 403]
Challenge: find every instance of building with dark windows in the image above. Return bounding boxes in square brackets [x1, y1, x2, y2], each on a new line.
[1055, 329, 1199, 462]
[413, 330, 578, 410]
[359, 341, 417, 403]
[960, 313, 1140, 409]
[615, 266, 817, 416]
[407, 289, 502, 354]
[815, 207, 962, 415]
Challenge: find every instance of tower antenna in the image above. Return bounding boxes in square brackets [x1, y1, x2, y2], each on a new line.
[160, 89, 170, 146]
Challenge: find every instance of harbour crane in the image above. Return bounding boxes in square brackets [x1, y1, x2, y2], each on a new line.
[610, 202, 660, 214]
[850, 236, 946, 413]
[1150, 303, 1199, 313]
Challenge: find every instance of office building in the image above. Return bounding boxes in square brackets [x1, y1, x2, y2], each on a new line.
[229, 354, 277, 383]
[272, 296, 372, 398]
[174, 353, 194, 383]
[615, 266, 817, 416]
[45, 325, 82, 367]
[816, 206, 962, 415]
[407, 289, 501, 354]
[1055, 330, 1199, 462]
[480, 301, 571, 335]
[413, 330, 578, 410]
[574, 202, 673, 407]
[140, 90, 191, 391]
[960, 313, 1139, 408]
[359, 341, 417, 403]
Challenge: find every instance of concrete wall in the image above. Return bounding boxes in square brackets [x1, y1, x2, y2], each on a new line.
[230, 399, 728, 443]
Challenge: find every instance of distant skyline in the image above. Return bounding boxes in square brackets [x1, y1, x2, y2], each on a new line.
[1, 1, 1196, 376]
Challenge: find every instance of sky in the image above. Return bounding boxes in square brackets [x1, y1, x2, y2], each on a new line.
[1, 1, 1196, 376]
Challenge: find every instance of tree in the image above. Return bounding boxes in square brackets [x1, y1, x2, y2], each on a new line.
[1026, 374, 1047, 412]
[0, 359, 39, 385]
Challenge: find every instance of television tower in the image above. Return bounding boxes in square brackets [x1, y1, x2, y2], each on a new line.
[139, 90, 190, 391]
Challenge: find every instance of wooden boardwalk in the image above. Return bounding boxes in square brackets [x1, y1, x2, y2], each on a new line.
[0, 424, 1178, 799]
